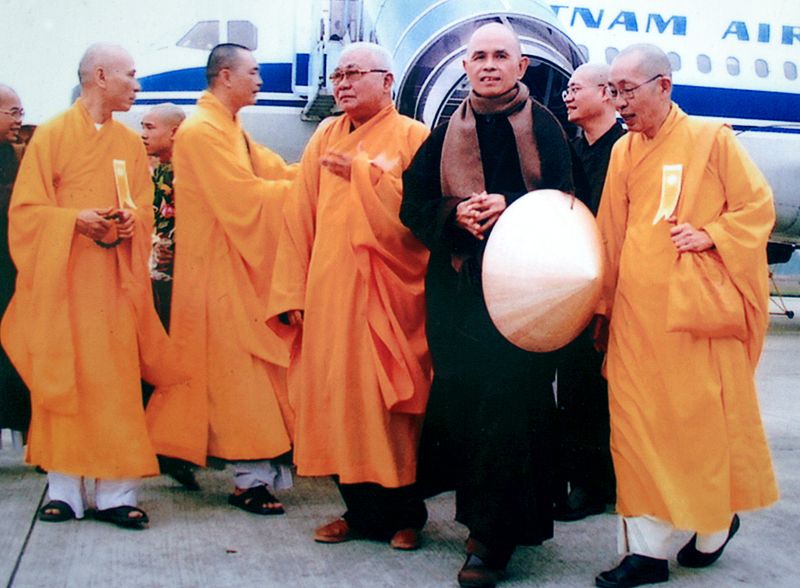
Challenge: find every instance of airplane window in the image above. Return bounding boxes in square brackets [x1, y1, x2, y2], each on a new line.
[577, 44, 589, 61]
[605, 47, 619, 64]
[228, 21, 257, 51]
[726, 57, 740, 76]
[177, 20, 219, 51]
[697, 54, 712, 74]
[785, 61, 798, 80]
[667, 52, 681, 71]
[755, 59, 769, 78]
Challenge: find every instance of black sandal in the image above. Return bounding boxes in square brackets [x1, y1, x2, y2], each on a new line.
[227, 485, 285, 515]
[92, 505, 149, 529]
[38, 500, 76, 522]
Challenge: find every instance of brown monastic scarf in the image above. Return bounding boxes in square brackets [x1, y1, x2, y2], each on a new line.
[440, 81, 541, 198]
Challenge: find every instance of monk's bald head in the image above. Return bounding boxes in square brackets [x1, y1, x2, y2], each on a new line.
[0, 83, 23, 144]
[570, 63, 610, 87]
[463, 22, 528, 97]
[145, 102, 186, 127]
[78, 43, 134, 87]
[612, 44, 672, 82]
[608, 44, 673, 138]
[467, 23, 523, 60]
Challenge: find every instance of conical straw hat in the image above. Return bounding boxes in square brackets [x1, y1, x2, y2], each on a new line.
[482, 190, 605, 352]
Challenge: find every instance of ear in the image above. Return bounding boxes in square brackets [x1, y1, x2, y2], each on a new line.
[95, 66, 107, 89]
[169, 125, 179, 142]
[383, 72, 394, 92]
[517, 55, 530, 79]
[219, 68, 233, 88]
[658, 75, 672, 95]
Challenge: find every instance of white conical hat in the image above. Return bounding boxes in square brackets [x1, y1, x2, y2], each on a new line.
[482, 189, 605, 352]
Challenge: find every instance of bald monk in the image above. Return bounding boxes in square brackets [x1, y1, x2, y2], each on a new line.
[401, 23, 574, 587]
[593, 44, 778, 588]
[554, 63, 624, 522]
[267, 42, 431, 550]
[1, 44, 182, 528]
[0, 83, 30, 442]
[139, 103, 201, 491]
[140, 103, 185, 330]
[146, 44, 297, 515]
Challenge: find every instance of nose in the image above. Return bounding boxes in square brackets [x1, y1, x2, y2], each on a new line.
[134, 79, 141, 93]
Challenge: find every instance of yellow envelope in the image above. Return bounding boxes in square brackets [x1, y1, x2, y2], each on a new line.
[112, 159, 137, 209]
[652, 164, 682, 224]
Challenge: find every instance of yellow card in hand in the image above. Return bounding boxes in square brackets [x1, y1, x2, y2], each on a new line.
[652, 164, 682, 224]
[112, 159, 137, 209]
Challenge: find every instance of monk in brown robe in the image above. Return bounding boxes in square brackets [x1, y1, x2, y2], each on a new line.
[2, 44, 182, 528]
[593, 44, 778, 588]
[146, 44, 297, 515]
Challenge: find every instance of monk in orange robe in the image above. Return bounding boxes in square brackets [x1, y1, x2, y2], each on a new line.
[1, 44, 182, 528]
[146, 43, 296, 515]
[593, 44, 778, 588]
[267, 42, 431, 549]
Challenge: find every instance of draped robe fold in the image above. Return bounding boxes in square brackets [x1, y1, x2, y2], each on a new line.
[146, 91, 297, 465]
[1, 99, 180, 478]
[597, 105, 779, 533]
[267, 104, 431, 487]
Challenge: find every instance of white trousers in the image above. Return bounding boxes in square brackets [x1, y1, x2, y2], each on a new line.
[47, 472, 140, 519]
[232, 460, 293, 491]
[619, 515, 732, 559]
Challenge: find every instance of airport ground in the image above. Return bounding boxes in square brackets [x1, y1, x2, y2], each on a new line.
[1, 297, 799, 587]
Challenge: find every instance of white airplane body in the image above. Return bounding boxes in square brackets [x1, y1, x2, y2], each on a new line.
[1, 0, 798, 253]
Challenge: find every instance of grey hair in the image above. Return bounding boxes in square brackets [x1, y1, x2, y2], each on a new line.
[78, 43, 129, 86]
[338, 42, 394, 74]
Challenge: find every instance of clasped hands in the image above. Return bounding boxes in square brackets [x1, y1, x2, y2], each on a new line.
[455, 192, 507, 241]
[76, 207, 135, 242]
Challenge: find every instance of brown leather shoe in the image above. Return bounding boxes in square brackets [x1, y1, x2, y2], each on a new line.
[390, 528, 421, 550]
[457, 554, 503, 588]
[314, 518, 359, 543]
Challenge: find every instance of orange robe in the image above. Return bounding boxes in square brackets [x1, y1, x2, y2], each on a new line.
[267, 104, 431, 488]
[146, 91, 296, 465]
[1, 99, 176, 479]
[597, 105, 779, 533]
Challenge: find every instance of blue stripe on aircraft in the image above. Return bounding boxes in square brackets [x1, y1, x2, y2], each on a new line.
[139, 57, 311, 93]
[135, 98, 307, 108]
[673, 85, 800, 124]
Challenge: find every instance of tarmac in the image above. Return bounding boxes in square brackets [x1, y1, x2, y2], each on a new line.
[1, 298, 799, 588]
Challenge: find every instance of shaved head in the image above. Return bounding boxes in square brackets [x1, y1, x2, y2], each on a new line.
[571, 63, 610, 87]
[145, 102, 186, 127]
[613, 44, 672, 81]
[78, 43, 134, 87]
[0, 83, 18, 104]
[206, 43, 250, 86]
[467, 22, 523, 60]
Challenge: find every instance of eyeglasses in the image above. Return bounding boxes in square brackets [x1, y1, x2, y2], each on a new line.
[329, 68, 389, 85]
[561, 84, 606, 101]
[605, 74, 663, 101]
[0, 107, 24, 120]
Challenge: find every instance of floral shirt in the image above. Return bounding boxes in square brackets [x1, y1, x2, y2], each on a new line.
[150, 162, 175, 281]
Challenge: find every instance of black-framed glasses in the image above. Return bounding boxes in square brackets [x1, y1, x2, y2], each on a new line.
[329, 68, 389, 85]
[605, 74, 664, 101]
[561, 84, 607, 101]
[0, 107, 24, 120]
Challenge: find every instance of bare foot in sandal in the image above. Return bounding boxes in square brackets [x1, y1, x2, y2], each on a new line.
[228, 485, 285, 515]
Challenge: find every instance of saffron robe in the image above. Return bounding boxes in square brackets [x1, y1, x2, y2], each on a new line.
[146, 91, 297, 465]
[597, 105, 779, 534]
[267, 104, 431, 488]
[1, 99, 177, 479]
